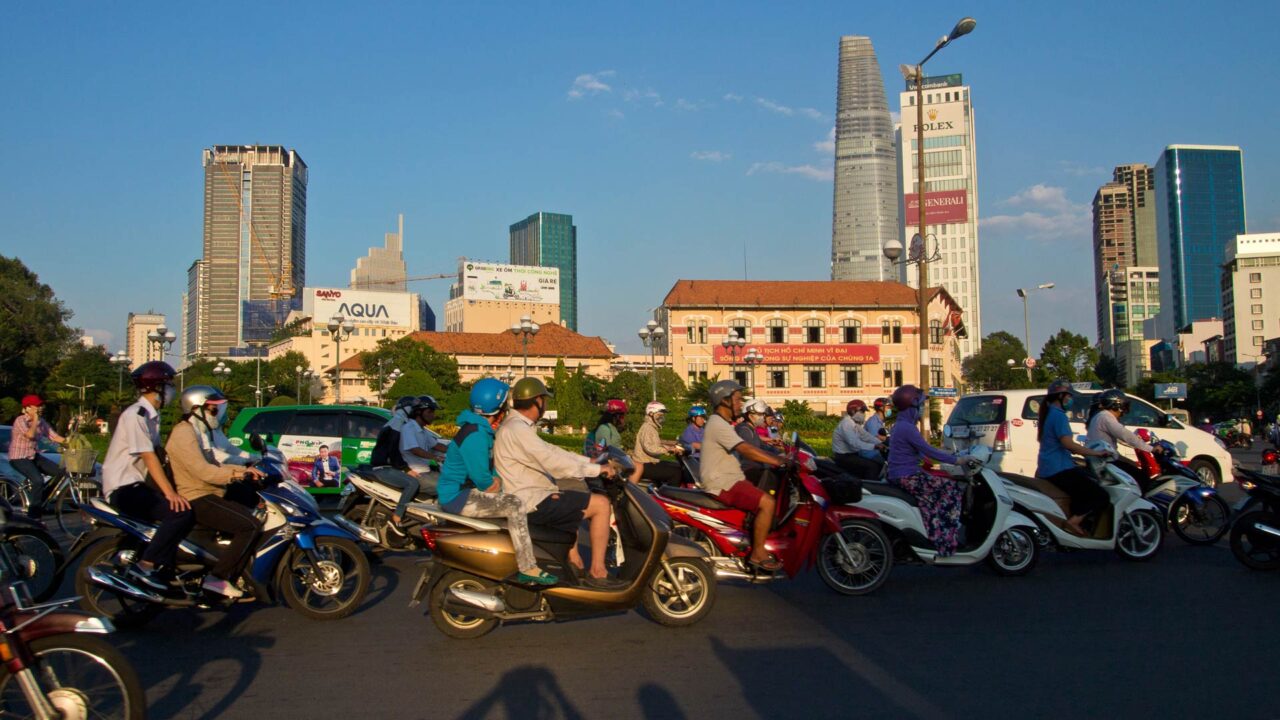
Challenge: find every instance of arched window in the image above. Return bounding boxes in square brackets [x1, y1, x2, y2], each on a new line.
[839, 318, 862, 344]
[802, 318, 825, 344]
[765, 318, 789, 344]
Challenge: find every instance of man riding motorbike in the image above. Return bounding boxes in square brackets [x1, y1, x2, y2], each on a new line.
[1086, 389, 1163, 489]
[370, 396, 433, 535]
[866, 397, 890, 441]
[493, 378, 621, 587]
[1036, 379, 1112, 536]
[832, 399, 886, 478]
[736, 399, 783, 491]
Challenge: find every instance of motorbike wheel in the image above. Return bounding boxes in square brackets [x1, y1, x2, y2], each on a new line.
[1115, 510, 1163, 561]
[1170, 493, 1230, 545]
[73, 538, 162, 629]
[816, 519, 893, 596]
[0, 633, 146, 720]
[55, 486, 99, 540]
[671, 524, 718, 557]
[3, 529, 65, 602]
[278, 537, 371, 621]
[985, 527, 1038, 576]
[1229, 511, 1280, 571]
[428, 570, 499, 639]
[642, 558, 717, 627]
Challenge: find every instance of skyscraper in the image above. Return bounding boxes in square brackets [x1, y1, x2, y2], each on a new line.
[510, 212, 578, 331]
[897, 74, 981, 359]
[1093, 164, 1158, 356]
[125, 312, 165, 370]
[830, 36, 900, 282]
[196, 145, 308, 356]
[182, 259, 204, 361]
[1154, 145, 1246, 338]
[351, 214, 408, 291]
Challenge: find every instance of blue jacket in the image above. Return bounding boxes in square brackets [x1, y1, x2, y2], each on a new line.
[437, 410, 498, 511]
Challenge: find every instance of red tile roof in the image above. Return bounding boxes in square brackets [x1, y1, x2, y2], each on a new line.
[335, 322, 614, 371]
[662, 279, 956, 310]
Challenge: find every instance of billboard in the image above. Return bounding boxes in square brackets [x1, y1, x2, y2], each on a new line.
[459, 261, 559, 304]
[906, 73, 963, 91]
[1154, 383, 1188, 400]
[711, 344, 880, 365]
[905, 189, 968, 224]
[906, 102, 966, 138]
[303, 288, 414, 327]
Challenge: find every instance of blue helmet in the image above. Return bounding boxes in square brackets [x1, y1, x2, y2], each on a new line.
[688, 405, 708, 419]
[470, 378, 510, 416]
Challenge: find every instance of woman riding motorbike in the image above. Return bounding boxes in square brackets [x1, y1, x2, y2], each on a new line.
[1036, 379, 1112, 536]
[1085, 389, 1163, 490]
[679, 406, 707, 457]
[885, 385, 974, 557]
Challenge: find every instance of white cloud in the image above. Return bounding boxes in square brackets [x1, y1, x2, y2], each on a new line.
[982, 184, 1089, 242]
[747, 161, 833, 182]
[691, 150, 731, 162]
[755, 97, 794, 116]
[797, 107, 826, 121]
[623, 87, 662, 106]
[567, 70, 615, 99]
[675, 98, 706, 111]
[814, 127, 835, 154]
[81, 328, 115, 348]
[723, 93, 744, 102]
[1002, 184, 1077, 213]
[604, 108, 625, 120]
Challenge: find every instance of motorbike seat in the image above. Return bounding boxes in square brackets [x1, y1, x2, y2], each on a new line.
[485, 518, 578, 545]
[862, 480, 919, 507]
[656, 485, 731, 511]
[360, 466, 438, 499]
[998, 473, 1070, 503]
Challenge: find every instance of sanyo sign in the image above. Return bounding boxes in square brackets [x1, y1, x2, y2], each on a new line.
[304, 287, 414, 328]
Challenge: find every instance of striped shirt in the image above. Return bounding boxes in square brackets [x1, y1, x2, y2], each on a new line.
[8, 416, 52, 461]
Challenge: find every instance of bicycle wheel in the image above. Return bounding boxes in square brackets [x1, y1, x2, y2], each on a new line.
[55, 480, 99, 539]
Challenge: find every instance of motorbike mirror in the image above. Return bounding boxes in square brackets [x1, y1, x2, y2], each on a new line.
[249, 433, 266, 453]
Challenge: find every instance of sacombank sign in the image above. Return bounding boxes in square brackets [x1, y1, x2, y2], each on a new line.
[305, 287, 412, 327]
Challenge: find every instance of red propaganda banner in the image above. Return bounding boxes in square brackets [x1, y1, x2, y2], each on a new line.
[904, 189, 968, 224]
[712, 344, 880, 365]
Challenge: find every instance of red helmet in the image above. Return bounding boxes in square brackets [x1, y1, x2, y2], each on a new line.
[846, 399, 868, 414]
[891, 385, 925, 412]
[131, 361, 176, 393]
[20, 395, 44, 408]
[872, 397, 890, 411]
[605, 398, 628, 414]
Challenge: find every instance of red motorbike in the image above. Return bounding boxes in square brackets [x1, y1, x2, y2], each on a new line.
[648, 440, 893, 595]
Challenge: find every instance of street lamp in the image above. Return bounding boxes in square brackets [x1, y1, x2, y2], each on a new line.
[1015, 283, 1054, 381]
[638, 320, 667, 402]
[887, 16, 977, 424]
[383, 368, 403, 405]
[327, 315, 355, 403]
[303, 369, 316, 404]
[65, 380, 95, 421]
[213, 361, 231, 390]
[510, 315, 540, 376]
[110, 351, 132, 394]
[743, 347, 764, 395]
[721, 331, 747, 378]
[146, 324, 176, 360]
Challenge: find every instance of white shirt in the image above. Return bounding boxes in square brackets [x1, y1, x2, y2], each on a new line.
[103, 398, 160, 497]
[190, 417, 257, 467]
[494, 413, 601, 512]
[400, 422, 433, 473]
[832, 415, 878, 455]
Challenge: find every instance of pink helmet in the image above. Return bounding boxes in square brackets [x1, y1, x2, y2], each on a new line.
[891, 385, 925, 412]
[605, 398, 628, 414]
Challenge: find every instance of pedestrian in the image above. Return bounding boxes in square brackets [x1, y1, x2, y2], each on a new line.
[8, 395, 65, 517]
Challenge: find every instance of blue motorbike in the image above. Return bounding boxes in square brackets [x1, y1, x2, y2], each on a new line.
[68, 435, 371, 627]
[1136, 432, 1231, 545]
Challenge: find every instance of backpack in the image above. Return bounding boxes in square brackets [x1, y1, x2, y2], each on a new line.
[371, 425, 407, 470]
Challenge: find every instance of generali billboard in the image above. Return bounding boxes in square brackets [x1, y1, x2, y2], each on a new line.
[303, 288, 413, 327]
[711, 345, 880, 365]
[905, 189, 968, 224]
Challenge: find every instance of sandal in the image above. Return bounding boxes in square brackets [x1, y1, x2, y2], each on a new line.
[749, 556, 783, 573]
[517, 570, 559, 586]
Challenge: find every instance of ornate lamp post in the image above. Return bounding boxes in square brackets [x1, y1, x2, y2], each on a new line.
[110, 351, 132, 394]
[638, 320, 667, 402]
[146, 324, 177, 359]
[510, 315, 540, 376]
[743, 347, 764, 396]
[721, 331, 746, 379]
[213, 361, 231, 390]
[327, 315, 355, 403]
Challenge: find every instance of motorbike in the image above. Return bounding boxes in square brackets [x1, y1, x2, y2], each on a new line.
[855, 442, 1041, 576]
[0, 507, 146, 719]
[335, 466, 439, 552]
[0, 498, 64, 603]
[650, 435, 893, 596]
[1229, 465, 1280, 570]
[410, 448, 717, 638]
[997, 442, 1164, 561]
[70, 435, 371, 627]
[1131, 430, 1230, 545]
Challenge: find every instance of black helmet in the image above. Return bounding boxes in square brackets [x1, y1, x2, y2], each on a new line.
[1045, 378, 1073, 399]
[1095, 389, 1129, 413]
[131, 361, 176, 393]
[417, 395, 439, 412]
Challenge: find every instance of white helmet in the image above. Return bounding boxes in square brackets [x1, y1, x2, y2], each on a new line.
[645, 401, 668, 416]
[180, 385, 229, 426]
[743, 398, 770, 416]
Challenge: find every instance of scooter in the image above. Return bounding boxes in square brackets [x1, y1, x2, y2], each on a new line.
[1229, 465, 1280, 570]
[70, 435, 371, 627]
[335, 466, 441, 551]
[409, 448, 716, 638]
[650, 435, 893, 596]
[856, 443, 1041, 576]
[1131, 430, 1230, 545]
[998, 442, 1164, 561]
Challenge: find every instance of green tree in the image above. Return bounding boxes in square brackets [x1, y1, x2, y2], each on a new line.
[0, 256, 78, 398]
[961, 331, 1033, 391]
[1185, 362, 1256, 421]
[359, 336, 461, 397]
[548, 360, 597, 430]
[1094, 353, 1123, 388]
[386, 370, 444, 402]
[47, 346, 116, 420]
[1035, 329, 1099, 384]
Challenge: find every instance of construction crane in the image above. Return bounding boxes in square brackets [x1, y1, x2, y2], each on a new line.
[352, 273, 454, 290]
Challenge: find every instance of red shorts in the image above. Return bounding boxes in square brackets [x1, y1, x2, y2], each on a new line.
[718, 480, 765, 512]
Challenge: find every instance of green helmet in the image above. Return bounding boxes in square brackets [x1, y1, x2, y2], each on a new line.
[512, 377, 553, 402]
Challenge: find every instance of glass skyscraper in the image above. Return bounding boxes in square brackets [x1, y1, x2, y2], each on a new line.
[1154, 145, 1245, 334]
[830, 36, 900, 282]
[510, 212, 578, 331]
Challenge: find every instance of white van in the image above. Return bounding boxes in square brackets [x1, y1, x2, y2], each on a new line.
[943, 389, 1233, 487]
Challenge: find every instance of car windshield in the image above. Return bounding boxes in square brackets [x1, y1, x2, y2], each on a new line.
[948, 396, 1007, 425]
[1023, 395, 1093, 424]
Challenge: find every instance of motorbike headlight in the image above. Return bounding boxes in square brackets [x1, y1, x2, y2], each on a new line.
[1240, 480, 1257, 491]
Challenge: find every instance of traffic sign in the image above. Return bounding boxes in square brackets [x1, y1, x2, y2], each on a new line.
[1024, 357, 1037, 369]
[930, 387, 958, 398]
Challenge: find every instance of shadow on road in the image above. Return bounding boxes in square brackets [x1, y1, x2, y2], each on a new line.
[455, 665, 584, 720]
[352, 554, 401, 617]
[637, 683, 688, 720]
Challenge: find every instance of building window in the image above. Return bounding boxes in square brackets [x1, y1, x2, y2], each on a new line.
[733, 370, 749, 388]
[929, 319, 943, 345]
[728, 320, 751, 344]
[842, 365, 863, 388]
[840, 319, 862, 343]
[802, 318, 824, 344]
[881, 320, 903, 344]
[1255, 336, 1265, 347]
[766, 318, 788, 344]
[686, 321, 708, 345]
[883, 360, 903, 388]
[1252, 304, 1263, 315]
[804, 365, 825, 388]
[1250, 272, 1262, 283]
[768, 368, 788, 389]
[1250, 288, 1263, 299]
[1253, 320, 1265, 331]
[930, 358, 944, 388]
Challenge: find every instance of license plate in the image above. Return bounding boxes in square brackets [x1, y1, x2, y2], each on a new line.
[951, 426, 971, 439]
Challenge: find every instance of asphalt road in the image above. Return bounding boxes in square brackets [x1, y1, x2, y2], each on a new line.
[60, 448, 1280, 719]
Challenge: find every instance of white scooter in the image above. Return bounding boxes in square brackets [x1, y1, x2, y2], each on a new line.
[335, 467, 440, 551]
[857, 445, 1041, 576]
[998, 442, 1164, 561]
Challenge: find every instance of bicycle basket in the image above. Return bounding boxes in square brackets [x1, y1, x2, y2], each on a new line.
[61, 447, 98, 475]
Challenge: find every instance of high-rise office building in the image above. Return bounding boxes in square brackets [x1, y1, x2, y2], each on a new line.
[1222, 233, 1280, 365]
[1154, 145, 1245, 338]
[897, 74, 981, 359]
[1093, 163, 1158, 357]
[182, 259, 204, 362]
[351, 214, 408, 291]
[197, 145, 308, 356]
[510, 212, 578, 331]
[125, 312, 165, 370]
[830, 36, 900, 282]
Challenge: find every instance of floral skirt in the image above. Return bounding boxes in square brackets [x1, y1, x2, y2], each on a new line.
[893, 472, 964, 557]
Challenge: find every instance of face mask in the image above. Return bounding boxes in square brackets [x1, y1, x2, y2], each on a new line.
[162, 383, 178, 406]
[885, 408, 892, 418]
[853, 412, 866, 423]
[1062, 396, 1074, 410]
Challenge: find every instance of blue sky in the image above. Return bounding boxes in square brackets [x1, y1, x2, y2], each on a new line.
[3, 1, 1278, 357]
